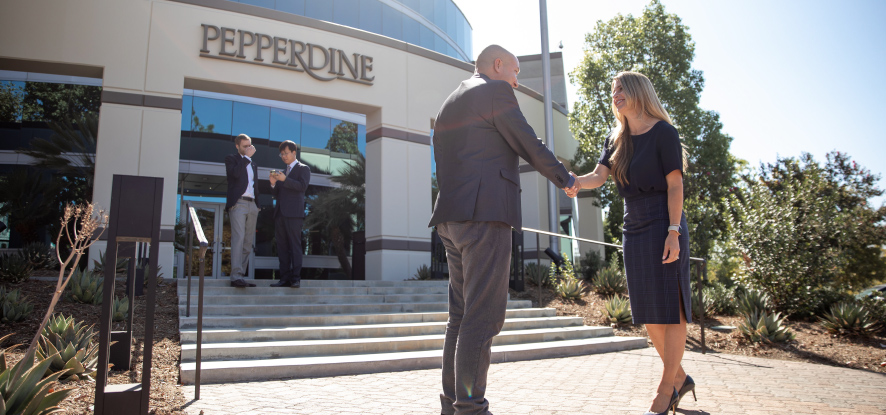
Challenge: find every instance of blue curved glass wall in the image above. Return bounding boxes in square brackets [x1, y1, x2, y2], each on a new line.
[180, 91, 366, 176]
[236, 0, 472, 62]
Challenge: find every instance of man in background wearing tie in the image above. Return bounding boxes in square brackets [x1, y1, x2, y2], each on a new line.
[269, 140, 311, 288]
[224, 134, 260, 288]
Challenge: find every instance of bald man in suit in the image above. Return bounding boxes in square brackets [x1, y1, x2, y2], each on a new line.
[429, 45, 578, 415]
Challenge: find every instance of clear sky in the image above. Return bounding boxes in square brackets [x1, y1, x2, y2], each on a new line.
[453, 0, 886, 206]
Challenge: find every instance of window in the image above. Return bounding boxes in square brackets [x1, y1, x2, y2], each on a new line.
[359, 0, 382, 35]
[276, 0, 305, 15]
[181, 95, 193, 132]
[190, 97, 233, 135]
[232, 102, 270, 140]
[333, 0, 360, 28]
[381, 4, 402, 40]
[305, 0, 334, 21]
[403, 15, 420, 46]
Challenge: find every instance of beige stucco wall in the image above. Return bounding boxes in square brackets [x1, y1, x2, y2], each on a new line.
[0, 0, 599, 280]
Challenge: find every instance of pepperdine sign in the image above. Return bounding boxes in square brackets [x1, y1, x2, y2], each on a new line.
[199, 24, 375, 85]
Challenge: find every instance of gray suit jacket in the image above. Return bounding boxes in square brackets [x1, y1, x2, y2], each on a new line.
[428, 73, 572, 231]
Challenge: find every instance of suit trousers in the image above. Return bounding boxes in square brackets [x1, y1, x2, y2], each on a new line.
[228, 199, 259, 281]
[437, 220, 512, 415]
[275, 216, 304, 283]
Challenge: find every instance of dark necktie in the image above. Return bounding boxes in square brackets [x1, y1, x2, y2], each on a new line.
[284, 165, 291, 176]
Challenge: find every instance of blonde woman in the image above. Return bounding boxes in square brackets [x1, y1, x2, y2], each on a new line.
[567, 71, 694, 415]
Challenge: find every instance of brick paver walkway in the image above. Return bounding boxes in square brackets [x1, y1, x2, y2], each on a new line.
[181, 348, 886, 414]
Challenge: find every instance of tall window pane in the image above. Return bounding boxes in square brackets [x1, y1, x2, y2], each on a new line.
[269, 108, 301, 144]
[357, 123, 366, 155]
[419, 25, 434, 50]
[333, 0, 360, 27]
[445, 0, 456, 37]
[359, 0, 382, 35]
[455, 13, 464, 52]
[381, 4, 402, 40]
[301, 113, 331, 150]
[403, 15, 420, 46]
[232, 102, 270, 140]
[190, 97, 232, 135]
[434, 0, 446, 30]
[328, 119, 359, 154]
[434, 34, 447, 55]
[0, 80, 25, 123]
[419, 0, 434, 23]
[305, 0, 333, 21]
[277, 0, 305, 15]
[180, 95, 193, 131]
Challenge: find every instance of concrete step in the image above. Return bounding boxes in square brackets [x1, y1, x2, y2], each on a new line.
[179, 308, 558, 330]
[176, 278, 450, 288]
[177, 285, 450, 296]
[181, 326, 614, 361]
[180, 316, 585, 343]
[180, 336, 648, 384]
[177, 293, 454, 306]
[178, 300, 533, 317]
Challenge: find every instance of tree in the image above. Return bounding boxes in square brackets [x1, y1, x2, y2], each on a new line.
[21, 82, 101, 123]
[304, 154, 365, 276]
[569, 0, 738, 259]
[18, 112, 98, 188]
[326, 121, 360, 154]
[0, 81, 23, 122]
[729, 152, 886, 316]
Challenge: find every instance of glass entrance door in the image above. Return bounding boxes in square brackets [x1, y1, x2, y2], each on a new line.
[187, 202, 233, 279]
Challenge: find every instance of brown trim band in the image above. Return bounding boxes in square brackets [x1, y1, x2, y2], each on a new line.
[366, 127, 431, 145]
[0, 57, 103, 79]
[102, 91, 183, 111]
[97, 228, 175, 242]
[366, 238, 432, 252]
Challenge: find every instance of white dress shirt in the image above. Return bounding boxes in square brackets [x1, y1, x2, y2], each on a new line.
[241, 155, 255, 198]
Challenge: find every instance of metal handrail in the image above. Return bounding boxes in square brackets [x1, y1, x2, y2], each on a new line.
[521, 227, 708, 354]
[183, 203, 209, 399]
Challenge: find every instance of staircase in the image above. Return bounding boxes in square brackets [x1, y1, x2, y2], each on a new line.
[178, 279, 647, 384]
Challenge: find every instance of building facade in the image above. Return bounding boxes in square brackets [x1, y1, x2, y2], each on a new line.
[0, 0, 603, 281]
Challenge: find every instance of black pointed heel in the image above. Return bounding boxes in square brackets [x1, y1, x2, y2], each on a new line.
[676, 374, 696, 408]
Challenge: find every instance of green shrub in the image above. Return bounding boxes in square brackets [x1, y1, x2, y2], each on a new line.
[691, 286, 713, 319]
[604, 295, 632, 325]
[790, 286, 855, 320]
[67, 268, 103, 305]
[21, 241, 58, 270]
[36, 314, 100, 381]
[578, 250, 605, 281]
[0, 333, 73, 415]
[1, 287, 34, 323]
[591, 263, 627, 298]
[112, 296, 130, 322]
[738, 311, 795, 343]
[858, 296, 886, 333]
[0, 252, 33, 284]
[704, 282, 738, 316]
[819, 302, 880, 336]
[525, 262, 551, 288]
[737, 289, 770, 317]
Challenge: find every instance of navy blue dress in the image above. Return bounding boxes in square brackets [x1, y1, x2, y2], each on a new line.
[598, 121, 691, 324]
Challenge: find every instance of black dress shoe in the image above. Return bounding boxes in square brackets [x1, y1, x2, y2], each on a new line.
[270, 280, 292, 287]
[291, 280, 300, 288]
[230, 279, 249, 288]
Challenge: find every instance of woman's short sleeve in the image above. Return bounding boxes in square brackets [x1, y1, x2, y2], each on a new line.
[598, 136, 613, 169]
[658, 125, 683, 176]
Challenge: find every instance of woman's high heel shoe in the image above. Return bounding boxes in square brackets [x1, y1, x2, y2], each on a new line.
[642, 387, 678, 415]
[676, 374, 696, 409]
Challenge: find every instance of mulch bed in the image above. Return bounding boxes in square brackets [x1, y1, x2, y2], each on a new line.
[511, 284, 886, 374]
[2, 272, 188, 415]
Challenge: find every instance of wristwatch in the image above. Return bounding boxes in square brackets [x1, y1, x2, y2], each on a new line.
[667, 224, 681, 235]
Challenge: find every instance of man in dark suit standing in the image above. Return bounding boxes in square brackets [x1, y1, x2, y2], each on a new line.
[269, 140, 311, 288]
[225, 134, 259, 288]
[429, 45, 578, 415]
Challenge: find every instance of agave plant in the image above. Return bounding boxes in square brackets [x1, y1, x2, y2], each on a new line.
[1, 287, 34, 323]
[20, 242, 59, 270]
[36, 315, 100, 381]
[691, 286, 714, 319]
[819, 302, 880, 336]
[738, 311, 795, 343]
[604, 295, 633, 325]
[737, 288, 771, 317]
[0, 252, 34, 284]
[592, 264, 627, 298]
[112, 296, 130, 322]
[0, 333, 73, 415]
[67, 268, 103, 305]
[92, 249, 128, 277]
[525, 263, 551, 288]
[555, 278, 584, 300]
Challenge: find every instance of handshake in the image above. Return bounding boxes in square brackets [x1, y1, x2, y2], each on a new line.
[563, 172, 581, 198]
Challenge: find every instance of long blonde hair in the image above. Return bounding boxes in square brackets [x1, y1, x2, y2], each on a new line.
[608, 71, 688, 185]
